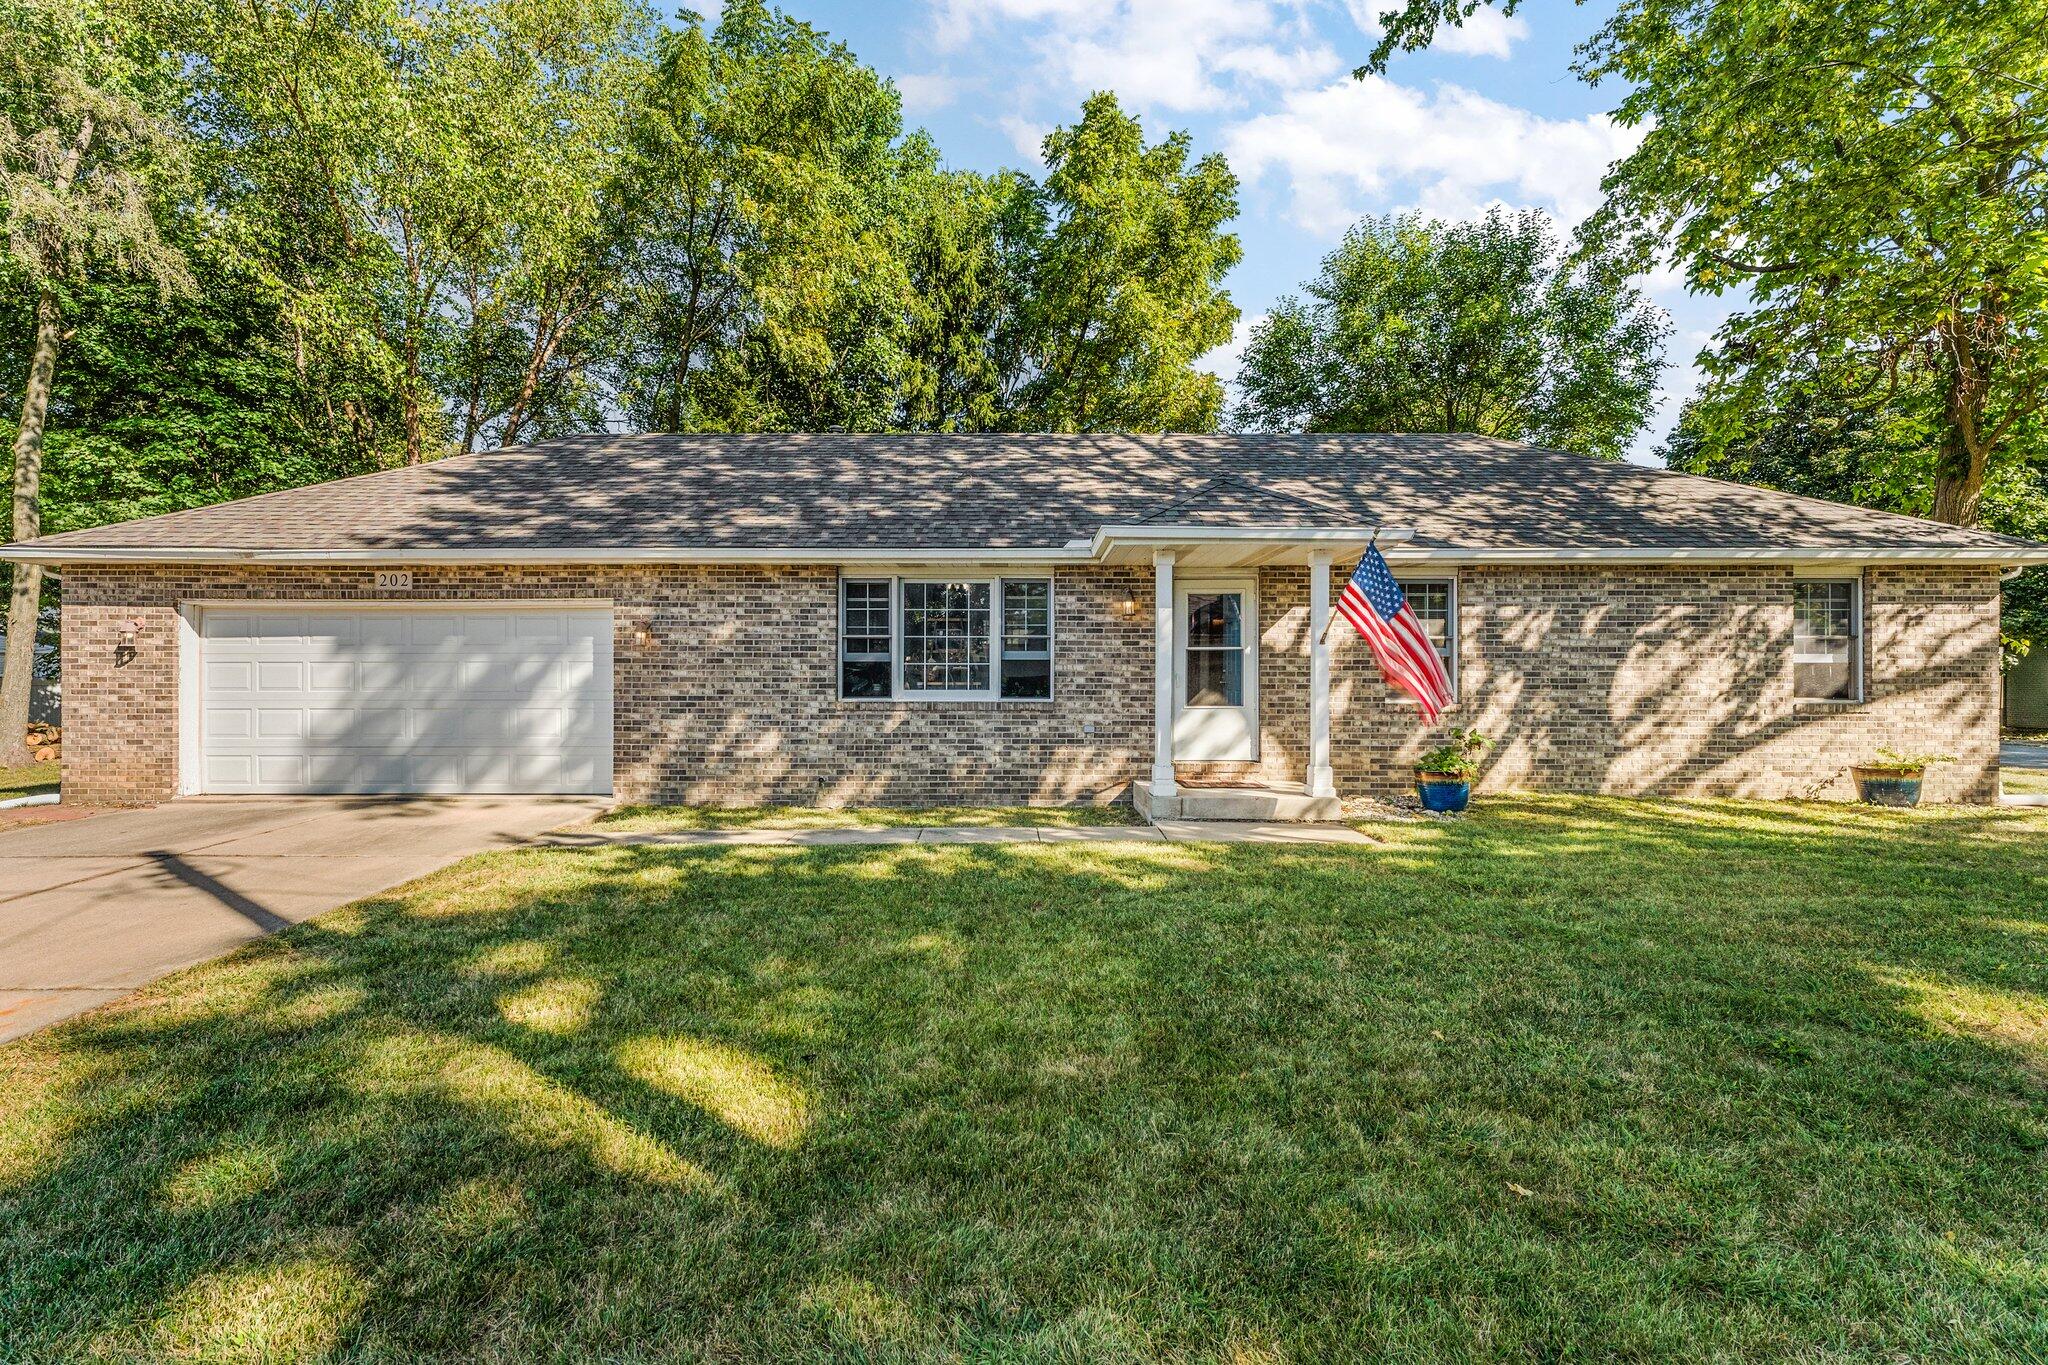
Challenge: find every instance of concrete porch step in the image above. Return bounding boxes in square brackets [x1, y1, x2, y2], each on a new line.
[1133, 777, 1344, 823]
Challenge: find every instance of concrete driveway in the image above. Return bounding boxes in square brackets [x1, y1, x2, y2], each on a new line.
[0, 796, 606, 1043]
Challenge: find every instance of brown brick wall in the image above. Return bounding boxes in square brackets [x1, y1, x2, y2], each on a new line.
[1251, 561, 2002, 803]
[56, 559, 2002, 806]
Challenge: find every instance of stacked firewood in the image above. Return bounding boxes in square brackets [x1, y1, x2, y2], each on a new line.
[25, 724, 59, 762]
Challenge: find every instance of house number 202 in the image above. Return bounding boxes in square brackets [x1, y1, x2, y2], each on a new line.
[374, 570, 414, 591]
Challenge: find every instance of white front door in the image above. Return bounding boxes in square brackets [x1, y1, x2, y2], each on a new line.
[1172, 579, 1258, 761]
[197, 605, 614, 795]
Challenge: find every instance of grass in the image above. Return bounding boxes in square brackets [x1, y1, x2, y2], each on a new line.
[2003, 768, 2048, 795]
[590, 802, 1141, 831]
[0, 759, 58, 802]
[5, 796, 2048, 1360]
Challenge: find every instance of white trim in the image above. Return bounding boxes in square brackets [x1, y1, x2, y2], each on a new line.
[1172, 574, 1260, 763]
[13, 533, 2044, 568]
[7, 545, 1099, 565]
[177, 604, 203, 796]
[835, 573, 1056, 703]
[179, 597, 614, 610]
[1793, 576, 1864, 703]
[1150, 550, 1177, 796]
[1307, 551, 1335, 799]
[1384, 546, 2048, 566]
[1392, 573, 1459, 702]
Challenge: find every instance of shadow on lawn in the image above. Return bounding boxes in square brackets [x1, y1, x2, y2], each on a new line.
[3, 803, 2046, 1361]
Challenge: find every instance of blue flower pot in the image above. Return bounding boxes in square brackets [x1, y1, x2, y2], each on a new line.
[1852, 767, 1924, 808]
[1415, 774, 1472, 813]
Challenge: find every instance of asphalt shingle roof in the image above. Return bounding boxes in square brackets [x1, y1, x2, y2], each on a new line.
[7, 432, 2041, 557]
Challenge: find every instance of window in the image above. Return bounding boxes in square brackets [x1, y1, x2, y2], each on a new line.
[839, 579, 893, 698]
[1395, 578, 1457, 697]
[1794, 578, 1861, 701]
[839, 576, 1054, 700]
[1184, 590, 1245, 706]
[1001, 579, 1052, 698]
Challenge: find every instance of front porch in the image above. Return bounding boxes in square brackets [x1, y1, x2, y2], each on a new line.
[1087, 521, 1409, 823]
[1131, 775, 1344, 822]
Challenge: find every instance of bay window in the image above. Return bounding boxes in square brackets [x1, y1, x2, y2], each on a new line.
[839, 576, 1054, 700]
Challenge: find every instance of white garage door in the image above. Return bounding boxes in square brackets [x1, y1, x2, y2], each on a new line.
[199, 606, 613, 795]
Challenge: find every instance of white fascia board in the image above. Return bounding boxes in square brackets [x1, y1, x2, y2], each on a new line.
[1, 544, 1100, 566]
[1090, 524, 1414, 554]
[1381, 545, 2048, 565]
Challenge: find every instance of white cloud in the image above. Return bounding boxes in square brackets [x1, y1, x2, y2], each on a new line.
[935, 0, 1340, 114]
[1343, 0, 1528, 59]
[997, 115, 1052, 169]
[1433, 7, 1528, 58]
[1224, 75, 1642, 234]
[896, 72, 968, 116]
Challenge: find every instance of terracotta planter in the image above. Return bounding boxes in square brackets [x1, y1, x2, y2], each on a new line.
[1852, 765, 1925, 808]
[1414, 771, 1472, 813]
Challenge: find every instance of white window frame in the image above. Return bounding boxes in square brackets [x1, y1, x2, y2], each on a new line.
[1392, 575, 1459, 703]
[837, 574, 1056, 702]
[1793, 576, 1864, 703]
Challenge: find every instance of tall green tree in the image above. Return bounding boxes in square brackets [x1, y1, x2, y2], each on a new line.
[1, 0, 190, 764]
[611, 1, 908, 433]
[1356, 0, 2048, 526]
[1232, 208, 1666, 457]
[1011, 93, 1240, 432]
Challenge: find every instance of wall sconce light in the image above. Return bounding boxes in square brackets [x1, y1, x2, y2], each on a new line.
[631, 624, 658, 650]
[114, 617, 142, 666]
[1118, 596, 1138, 617]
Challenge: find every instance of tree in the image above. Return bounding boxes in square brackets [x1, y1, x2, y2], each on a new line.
[1011, 93, 1241, 432]
[1232, 208, 1666, 457]
[1662, 371, 2048, 663]
[610, 2, 909, 434]
[1, 0, 190, 765]
[1356, 0, 2048, 526]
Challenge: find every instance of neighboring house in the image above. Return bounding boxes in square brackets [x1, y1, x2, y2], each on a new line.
[4, 433, 2045, 811]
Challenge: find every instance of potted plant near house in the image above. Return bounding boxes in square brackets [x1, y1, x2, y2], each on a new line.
[1850, 748, 1953, 808]
[1414, 728, 1491, 813]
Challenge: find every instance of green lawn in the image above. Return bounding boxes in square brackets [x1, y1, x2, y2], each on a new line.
[591, 802, 1141, 831]
[5, 797, 2047, 1360]
[0, 760, 58, 802]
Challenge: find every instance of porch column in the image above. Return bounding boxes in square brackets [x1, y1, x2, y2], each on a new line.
[1307, 550, 1337, 799]
[1151, 548, 1178, 798]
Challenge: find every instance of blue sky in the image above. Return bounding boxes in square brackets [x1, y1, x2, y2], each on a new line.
[751, 0, 1728, 461]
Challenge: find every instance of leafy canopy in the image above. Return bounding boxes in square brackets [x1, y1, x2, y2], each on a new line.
[1359, 0, 2048, 527]
[1232, 207, 1666, 459]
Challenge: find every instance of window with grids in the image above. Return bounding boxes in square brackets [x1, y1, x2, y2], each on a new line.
[839, 579, 893, 698]
[839, 576, 1053, 700]
[1794, 579, 1861, 701]
[1394, 578, 1457, 696]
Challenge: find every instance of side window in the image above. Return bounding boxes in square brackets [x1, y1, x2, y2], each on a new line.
[1794, 579, 1861, 701]
[1001, 579, 1052, 698]
[839, 579, 893, 698]
[1395, 578, 1457, 696]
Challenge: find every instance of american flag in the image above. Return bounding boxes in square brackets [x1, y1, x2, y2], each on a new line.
[1336, 545, 1454, 723]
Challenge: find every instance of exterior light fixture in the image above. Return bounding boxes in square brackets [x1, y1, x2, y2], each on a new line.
[114, 617, 143, 666]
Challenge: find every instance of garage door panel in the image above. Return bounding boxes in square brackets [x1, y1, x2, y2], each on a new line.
[200, 607, 612, 795]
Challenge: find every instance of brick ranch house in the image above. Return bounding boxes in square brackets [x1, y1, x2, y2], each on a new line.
[6, 433, 2046, 814]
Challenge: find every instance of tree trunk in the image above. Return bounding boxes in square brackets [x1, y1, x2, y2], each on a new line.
[1930, 316, 1990, 526]
[0, 290, 61, 767]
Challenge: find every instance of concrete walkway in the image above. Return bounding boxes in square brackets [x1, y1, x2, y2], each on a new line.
[539, 820, 1377, 849]
[0, 796, 605, 1043]
[2003, 739, 2048, 770]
